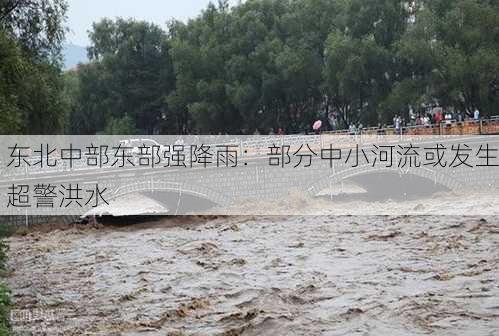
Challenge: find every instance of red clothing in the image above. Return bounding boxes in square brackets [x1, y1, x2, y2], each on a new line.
[434, 112, 442, 124]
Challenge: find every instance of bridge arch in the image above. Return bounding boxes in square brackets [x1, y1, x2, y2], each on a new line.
[306, 164, 461, 197]
[109, 179, 232, 207]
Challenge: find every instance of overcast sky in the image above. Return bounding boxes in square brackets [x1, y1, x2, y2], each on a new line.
[66, 0, 240, 46]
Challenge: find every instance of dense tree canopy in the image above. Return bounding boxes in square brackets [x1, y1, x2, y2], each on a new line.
[69, 0, 497, 135]
[0, 0, 68, 134]
[2, 0, 498, 135]
[68, 19, 175, 134]
[387, 0, 499, 118]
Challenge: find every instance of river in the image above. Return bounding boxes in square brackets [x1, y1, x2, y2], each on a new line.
[6, 215, 499, 335]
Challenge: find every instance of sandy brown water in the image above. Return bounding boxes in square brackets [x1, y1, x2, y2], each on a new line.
[6, 215, 499, 335]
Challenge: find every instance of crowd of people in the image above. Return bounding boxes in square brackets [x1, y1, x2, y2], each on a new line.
[392, 108, 481, 134]
[254, 108, 484, 136]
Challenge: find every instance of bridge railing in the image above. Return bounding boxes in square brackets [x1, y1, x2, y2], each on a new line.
[321, 117, 499, 138]
[1, 117, 499, 176]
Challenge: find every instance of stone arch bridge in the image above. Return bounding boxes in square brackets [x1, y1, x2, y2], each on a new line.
[0, 134, 498, 217]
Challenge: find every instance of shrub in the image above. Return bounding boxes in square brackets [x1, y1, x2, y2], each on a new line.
[0, 283, 10, 335]
[0, 222, 12, 335]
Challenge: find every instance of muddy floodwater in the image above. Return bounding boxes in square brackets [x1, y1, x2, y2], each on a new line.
[6, 216, 499, 335]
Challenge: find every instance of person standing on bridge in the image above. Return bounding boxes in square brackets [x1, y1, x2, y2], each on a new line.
[474, 108, 480, 121]
[423, 115, 430, 126]
[349, 124, 356, 135]
[394, 116, 401, 135]
[445, 112, 453, 126]
[434, 110, 443, 125]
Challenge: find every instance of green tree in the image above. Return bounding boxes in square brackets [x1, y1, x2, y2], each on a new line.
[0, 0, 67, 61]
[104, 115, 137, 135]
[71, 19, 175, 134]
[0, 0, 68, 134]
[0, 30, 24, 133]
[323, 0, 410, 126]
[388, 0, 499, 117]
